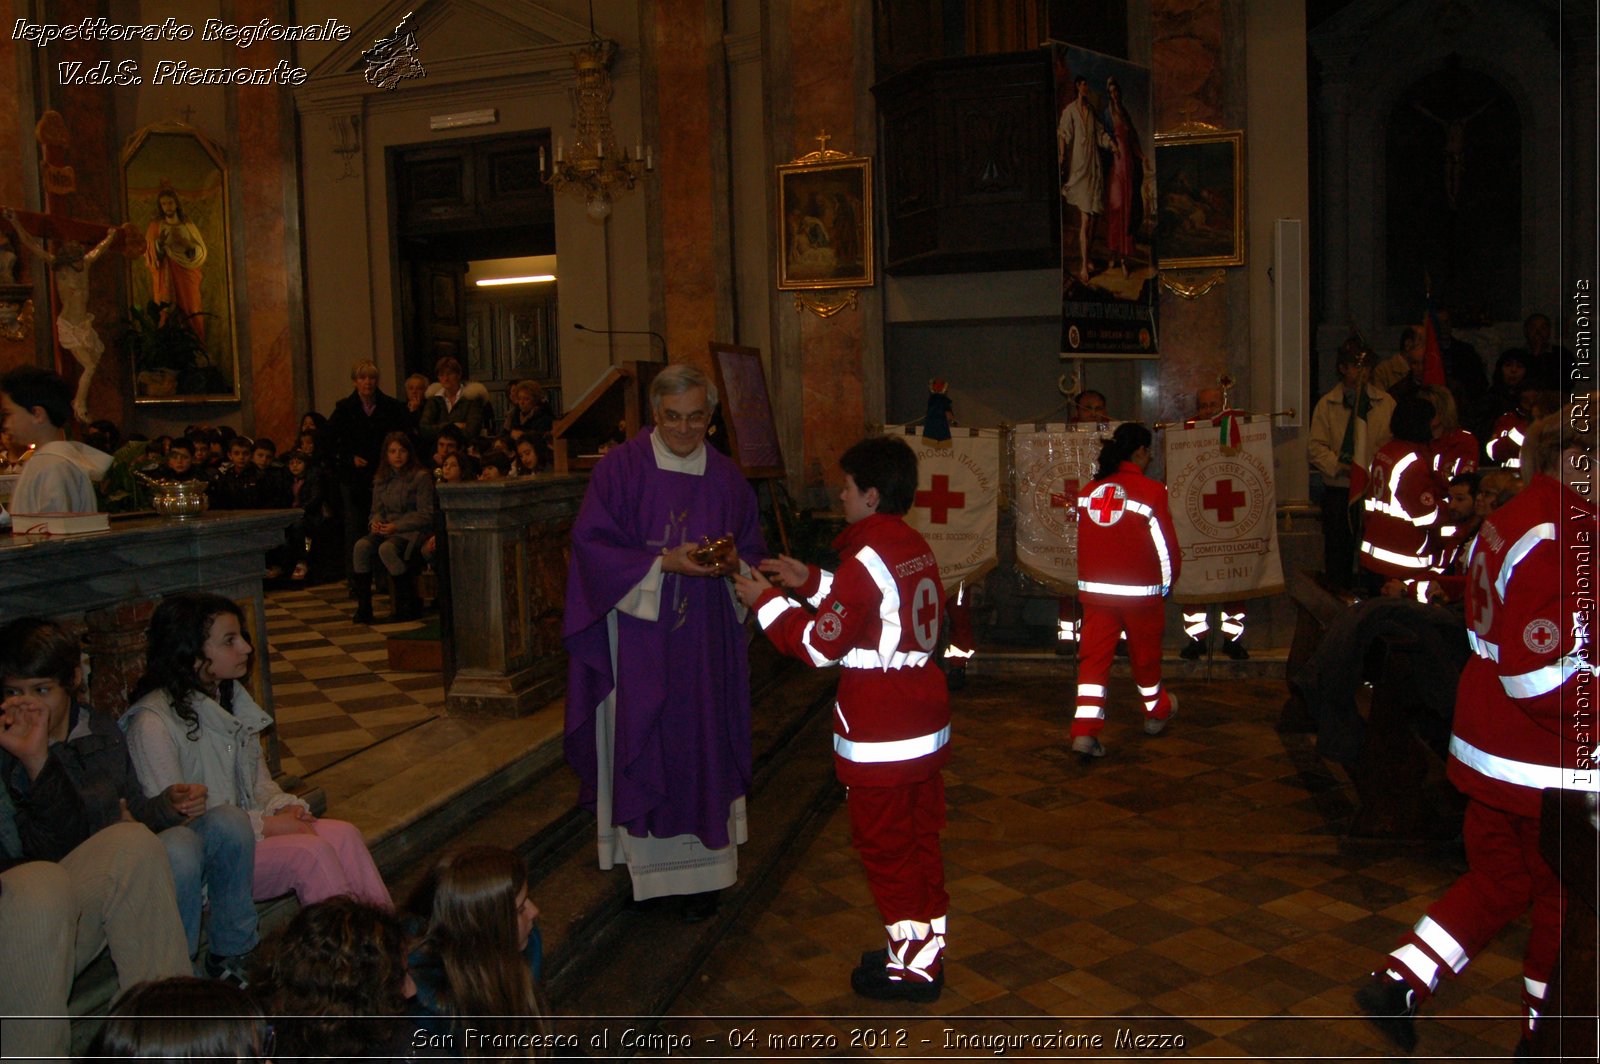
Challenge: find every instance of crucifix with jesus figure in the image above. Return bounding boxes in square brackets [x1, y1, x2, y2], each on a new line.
[2, 110, 144, 422]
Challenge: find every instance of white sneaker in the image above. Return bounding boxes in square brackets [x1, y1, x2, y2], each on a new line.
[1144, 692, 1179, 735]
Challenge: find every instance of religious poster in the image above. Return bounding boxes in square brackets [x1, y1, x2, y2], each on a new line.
[1012, 423, 1117, 592]
[895, 426, 1000, 596]
[1052, 44, 1157, 358]
[1165, 415, 1285, 601]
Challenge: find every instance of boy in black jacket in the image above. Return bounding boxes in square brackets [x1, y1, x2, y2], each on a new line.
[0, 617, 258, 982]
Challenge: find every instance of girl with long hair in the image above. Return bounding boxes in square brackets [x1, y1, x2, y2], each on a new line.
[1070, 422, 1180, 761]
[259, 897, 412, 1062]
[123, 592, 392, 910]
[352, 430, 435, 622]
[405, 846, 549, 1056]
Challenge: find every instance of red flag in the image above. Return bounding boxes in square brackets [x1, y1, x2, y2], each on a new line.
[1421, 305, 1447, 386]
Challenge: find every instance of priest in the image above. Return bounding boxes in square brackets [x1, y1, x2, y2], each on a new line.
[563, 364, 767, 921]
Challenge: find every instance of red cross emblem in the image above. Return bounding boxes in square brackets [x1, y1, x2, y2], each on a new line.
[1202, 478, 1247, 523]
[910, 577, 940, 651]
[1049, 478, 1080, 510]
[1523, 618, 1560, 654]
[1084, 484, 1127, 526]
[914, 474, 966, 525]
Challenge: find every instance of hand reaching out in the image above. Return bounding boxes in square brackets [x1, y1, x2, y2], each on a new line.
[758, 554, 809, 589]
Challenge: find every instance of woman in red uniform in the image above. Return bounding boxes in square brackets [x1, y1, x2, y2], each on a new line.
[734, 436, 951, 1003]
[1359, 395, 1448, 598]
[1357, 402, 1598, 1055]
[1071, 422, 1180, 761]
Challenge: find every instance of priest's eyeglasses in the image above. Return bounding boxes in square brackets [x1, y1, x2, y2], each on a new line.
[659, 410, 710, 428]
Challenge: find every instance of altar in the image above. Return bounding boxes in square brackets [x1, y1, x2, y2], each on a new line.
[0, 509, 298, 768]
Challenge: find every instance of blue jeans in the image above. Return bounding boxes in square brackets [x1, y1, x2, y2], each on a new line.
[159, 805, 259, 958]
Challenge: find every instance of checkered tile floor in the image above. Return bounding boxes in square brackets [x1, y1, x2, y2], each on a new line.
[666, 673, 1533, 1060]
[263, 583, 444, 778]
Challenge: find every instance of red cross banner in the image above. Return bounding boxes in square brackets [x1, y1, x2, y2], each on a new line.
[895, 426, 1000, 595]
[1012, 424, 1117, 593]
[1165, 415, 1285, 602]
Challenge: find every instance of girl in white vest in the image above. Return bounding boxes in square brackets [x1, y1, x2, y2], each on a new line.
[123, 593, 391, 910]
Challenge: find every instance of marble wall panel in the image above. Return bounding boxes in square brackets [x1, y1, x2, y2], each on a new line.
[653, 1, 719, 376]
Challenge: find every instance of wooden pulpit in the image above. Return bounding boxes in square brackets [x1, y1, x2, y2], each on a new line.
[550, 360, 663, 473]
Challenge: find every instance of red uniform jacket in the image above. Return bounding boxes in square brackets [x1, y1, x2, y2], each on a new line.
[1487, 410, 1528, 468]
[1360, 439, 1447, 580]
[754, 513, 950, 787]
[1074, 462, 1180, 603]
[1430, 428, 1480, 480]
[1449, 474, 1598, 816]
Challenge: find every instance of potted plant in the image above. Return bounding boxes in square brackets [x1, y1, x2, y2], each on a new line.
[121, 300, 211, 397]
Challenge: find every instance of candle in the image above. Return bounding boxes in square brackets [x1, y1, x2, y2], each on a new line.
[538, 146, 546, 172]
[556, 136, 564, 163]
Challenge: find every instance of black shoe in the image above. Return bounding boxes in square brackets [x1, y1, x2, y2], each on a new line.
[627, 894, 666, 914]
[1222, 639, 1249, 660]
[1354, 972, 1418, 1053]
[1054, 639, 1077, 659]
[680, 890, 720, 924]
[850, 959, 943, 1003]
[204, 951, 253, 989]
[946, 665, 966, 692]
[1180, 637, 1206, 660]
[859, 947, 888, 971]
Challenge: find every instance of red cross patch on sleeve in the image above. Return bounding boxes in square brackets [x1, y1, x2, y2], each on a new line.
[1523, 618, 1560, 654]
[816, 610, 844, 641]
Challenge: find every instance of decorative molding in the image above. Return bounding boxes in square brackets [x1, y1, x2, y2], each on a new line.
[793, 290, 859, 317]
[1159, 269, 1227, 300]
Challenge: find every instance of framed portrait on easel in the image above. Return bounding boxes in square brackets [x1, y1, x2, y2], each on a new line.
[709, 342, 784, 480]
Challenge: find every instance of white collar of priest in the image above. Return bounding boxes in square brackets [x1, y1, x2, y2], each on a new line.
[649, 425, 707, 474]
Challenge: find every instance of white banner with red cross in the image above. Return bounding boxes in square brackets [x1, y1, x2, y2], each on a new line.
[894, 426, 1001, 596]
[1165, 415, 1285, 602]
[1012, 423, 1118, 594]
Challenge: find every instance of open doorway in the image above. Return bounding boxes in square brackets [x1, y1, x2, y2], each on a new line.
[391, 131, 558, 428]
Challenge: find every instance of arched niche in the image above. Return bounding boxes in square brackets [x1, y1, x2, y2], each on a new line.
[1384, 62, 1519, 324]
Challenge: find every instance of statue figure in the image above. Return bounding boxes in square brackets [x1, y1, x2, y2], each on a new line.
[4, 207, 119, 422]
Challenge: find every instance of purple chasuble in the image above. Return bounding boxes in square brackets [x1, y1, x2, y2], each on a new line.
[563, 429, 767, 849]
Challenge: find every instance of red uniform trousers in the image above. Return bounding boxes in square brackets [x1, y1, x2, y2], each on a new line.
[848, 775, 949, 981]
[1072, 596, 1170, 738]
[1388, 799, 1565, 1034]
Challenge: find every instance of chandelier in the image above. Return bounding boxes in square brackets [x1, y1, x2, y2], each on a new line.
[541, 38, 652, 220]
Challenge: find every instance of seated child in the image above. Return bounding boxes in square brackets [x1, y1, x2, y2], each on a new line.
[252, 437, 291, 508]
[210, 436, 260, 510]
[404, 846, 547, 1044]
[90, 977, 271, 1062]
[122, 593, 392, 910]
[258, 897, 412, 1061]
[155, 437, 205, 481]
[0, 617, 259, 983]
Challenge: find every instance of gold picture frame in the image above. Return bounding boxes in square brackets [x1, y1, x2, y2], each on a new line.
[1153, 124, 1244, 270]
[776, 147, 874, 294]
[121, 122, 240, 404]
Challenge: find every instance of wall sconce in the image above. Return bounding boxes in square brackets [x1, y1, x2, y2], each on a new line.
[331, 114, 361, 181]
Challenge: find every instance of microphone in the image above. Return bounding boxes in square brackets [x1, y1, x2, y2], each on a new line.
[572, 323, 668, 362]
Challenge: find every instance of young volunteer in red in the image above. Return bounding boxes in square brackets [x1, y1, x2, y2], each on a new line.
[1071, 422, 1181, 760]
[733, 436, 951, 1003]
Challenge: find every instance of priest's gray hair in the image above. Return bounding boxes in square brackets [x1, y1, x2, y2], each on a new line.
[649, 364, 719, 412]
